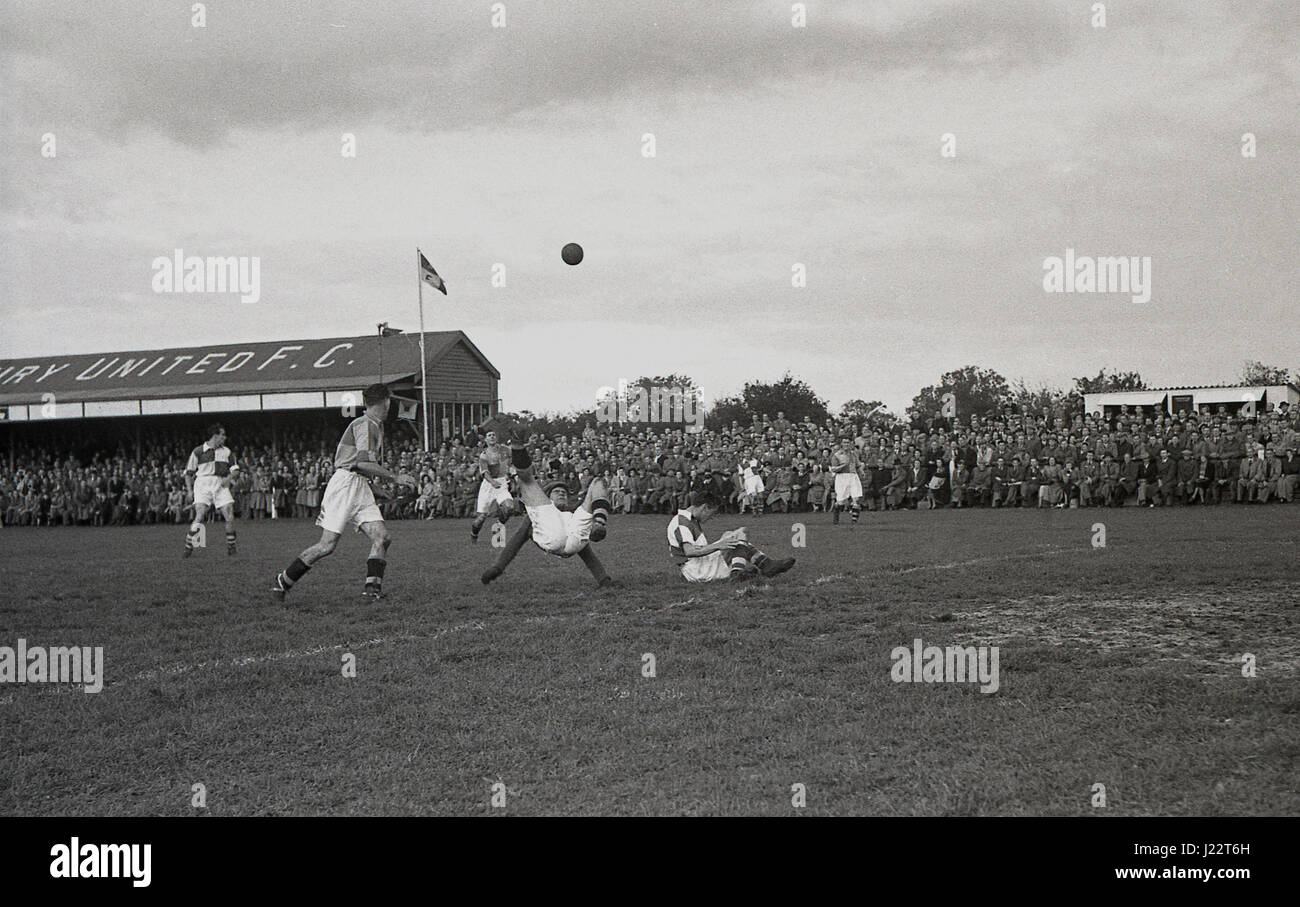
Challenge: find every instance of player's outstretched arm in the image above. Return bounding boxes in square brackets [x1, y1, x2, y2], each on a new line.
[354, 459, 416, 488]
[576, 543, 612, 586]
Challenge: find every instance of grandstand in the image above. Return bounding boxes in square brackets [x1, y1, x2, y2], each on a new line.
[0, 331, 500, 466]
[1084, 383, 1300, 419]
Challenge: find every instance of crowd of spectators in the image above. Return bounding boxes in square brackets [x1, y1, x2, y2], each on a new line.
[2, 397, 1298, 528]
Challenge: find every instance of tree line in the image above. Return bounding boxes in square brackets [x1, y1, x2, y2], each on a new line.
[508, 361, 1298, 435]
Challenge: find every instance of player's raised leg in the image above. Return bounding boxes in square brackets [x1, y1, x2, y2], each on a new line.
[576, 474, 612, 543]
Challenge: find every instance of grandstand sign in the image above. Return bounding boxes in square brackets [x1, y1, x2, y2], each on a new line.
[0, 332, 497, 412]
[0, 338, 380, 399]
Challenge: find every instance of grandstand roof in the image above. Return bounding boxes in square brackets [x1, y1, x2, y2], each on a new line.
[0, 331, 499, 406]
[1141, 383, 1300, 393]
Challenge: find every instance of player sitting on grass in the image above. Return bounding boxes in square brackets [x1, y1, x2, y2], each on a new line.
[270, 384, 416, 602]
[480, 484, 615, 588]
[469, 429, 518, 543]
[477, 414, 611, 560]
[183, 423, 240, 557]
[668, 490, 795, 583]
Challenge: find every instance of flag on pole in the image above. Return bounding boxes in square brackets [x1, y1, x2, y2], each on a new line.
[418, 250, 447, 295]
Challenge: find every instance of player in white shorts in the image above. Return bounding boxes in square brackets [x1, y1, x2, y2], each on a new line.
[271, 384, 416, 602]
[740, 459, 765, 514]
[668, 490, 795, 583]
[470, 430, 518, 543]
[183, 423, 240, 557]
[830, 436, 864, 525]
[479, 481, 615, 588]
[476, 415, 610, 559]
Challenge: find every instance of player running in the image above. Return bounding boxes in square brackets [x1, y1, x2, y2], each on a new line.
[668, 491, 795, 583]
[829, 436, 864, 525]
[183, 423, 240, 557]
[469, 429, 517, 543]
[476, 414, 611, 561]
[270, 384, 416, 602]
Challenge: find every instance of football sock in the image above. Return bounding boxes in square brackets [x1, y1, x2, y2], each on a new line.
[278, 557, 311, 590]
[185, 523, 201, 549]
[366, 553, 384, 589]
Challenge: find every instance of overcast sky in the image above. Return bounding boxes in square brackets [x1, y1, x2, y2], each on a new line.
[1, 0, 1296, 415]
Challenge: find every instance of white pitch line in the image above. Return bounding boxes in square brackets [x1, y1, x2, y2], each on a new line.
[891, 546, 1073, 575]
[117, 620, 485, 687]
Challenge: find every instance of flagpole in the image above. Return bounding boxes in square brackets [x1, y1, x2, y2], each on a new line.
[417, 248, 430, 452]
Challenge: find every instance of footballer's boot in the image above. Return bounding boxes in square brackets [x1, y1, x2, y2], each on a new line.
[478, 413, 522, 444]
[270, 574, 289, 602]
[227, 540, 237, 556]
[597, 575, 615, 589]
[489, 416, 525, 446]
[182, 547, 194, 559]
[481, 565, 503, 585]
[362, 585, 383, 601]
[470, 522, 481, 544]
[758, 556, 796, 578]
[831, 507, 840, 525]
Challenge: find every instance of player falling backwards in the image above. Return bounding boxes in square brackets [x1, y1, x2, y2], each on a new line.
[469, 429, 518, 543]
[475, 414, 612, 570]
[480, 479, 615, 587]
[829, 435, 864, 525]
[668, 490, 795, 583]
[271, 384, 416, 602]
[183, 423, 240, 557]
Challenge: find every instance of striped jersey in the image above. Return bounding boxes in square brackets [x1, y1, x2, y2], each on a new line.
[830, 448, 859, 473]
[666, 509, 705, 564]
[479, 443, 512, 480]
[186, 442, 237, 478]
[334, 414, 384, 470]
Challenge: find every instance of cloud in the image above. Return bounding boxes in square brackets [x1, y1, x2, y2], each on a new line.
[2, 0, 1074, 146]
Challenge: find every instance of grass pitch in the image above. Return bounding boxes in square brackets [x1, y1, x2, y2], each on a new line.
[1, 505, 1296, 816]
